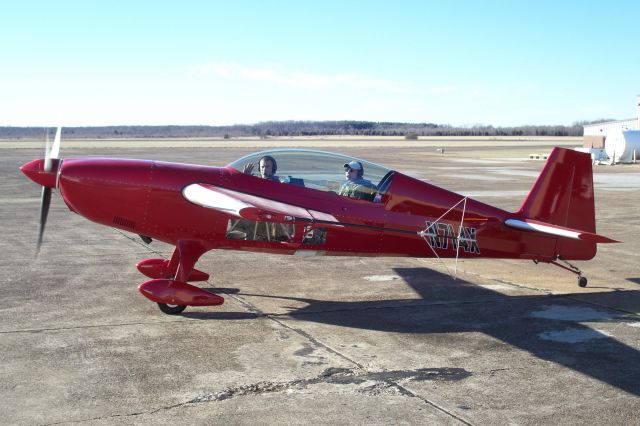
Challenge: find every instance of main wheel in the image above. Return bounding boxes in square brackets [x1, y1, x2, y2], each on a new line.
[157, 303, 187, 315]
[578, 276, 588, 287]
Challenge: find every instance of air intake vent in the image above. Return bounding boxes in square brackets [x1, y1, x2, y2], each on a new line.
[113, 216, 136, 229]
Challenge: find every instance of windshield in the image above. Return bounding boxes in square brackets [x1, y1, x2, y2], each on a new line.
[228, 149, 392, 193]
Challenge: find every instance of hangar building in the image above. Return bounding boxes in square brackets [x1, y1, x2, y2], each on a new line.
[583, 96, 640, 148]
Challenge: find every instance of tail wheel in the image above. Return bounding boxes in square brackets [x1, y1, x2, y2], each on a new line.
[157, 303, 187, 315]
[578, 276, 588, 288]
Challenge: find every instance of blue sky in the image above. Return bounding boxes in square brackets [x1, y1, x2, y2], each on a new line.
[1, 1, 638, 127]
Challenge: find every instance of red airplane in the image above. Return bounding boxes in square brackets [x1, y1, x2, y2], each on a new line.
[21, 128, 618, 314]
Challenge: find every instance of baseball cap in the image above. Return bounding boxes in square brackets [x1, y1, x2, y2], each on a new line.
[343, 161, 362, 171]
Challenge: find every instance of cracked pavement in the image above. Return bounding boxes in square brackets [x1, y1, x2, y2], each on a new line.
[1, 143, 639, 425]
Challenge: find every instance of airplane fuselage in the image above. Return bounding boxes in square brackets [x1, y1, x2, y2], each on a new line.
[54, 157, 573, 262]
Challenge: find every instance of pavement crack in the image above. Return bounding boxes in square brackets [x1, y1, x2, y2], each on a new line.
[488, 367, 510, 376]
[39, 366, 474, 425]
[277, 297, 529, 317]
[268, 315, 367, 368]
[0, 319, 190, 334]
[188, 379, 305, 403]
[187, 366, 472, 403]
[44, 411, 146, 425]
[565, 294, 640, 317]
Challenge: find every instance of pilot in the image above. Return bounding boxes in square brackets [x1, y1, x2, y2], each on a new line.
[243, 155, 280, 182]
[233, 154, 287, 241]
[338, 160, 377, 200]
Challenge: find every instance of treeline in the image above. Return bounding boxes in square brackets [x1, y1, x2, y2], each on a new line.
[0, 120, 606, 139]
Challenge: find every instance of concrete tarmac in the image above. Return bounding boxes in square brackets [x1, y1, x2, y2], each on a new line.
[1, 141, 639, 425]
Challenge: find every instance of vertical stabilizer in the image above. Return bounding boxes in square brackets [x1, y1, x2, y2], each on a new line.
[517, 147, 595, 233]
[516, 148, 598, 259]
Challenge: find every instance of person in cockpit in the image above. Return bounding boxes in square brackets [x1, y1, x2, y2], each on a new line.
[233, 155, 290, 241]
[339, 160, 377, 200]
[243, 155, 280, 182]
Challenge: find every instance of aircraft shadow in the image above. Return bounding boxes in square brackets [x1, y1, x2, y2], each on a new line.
[230, 267, 640, 396]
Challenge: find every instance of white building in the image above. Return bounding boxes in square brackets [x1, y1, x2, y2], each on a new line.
[583, 95, 640, 138]
[581, 96, 640, 162]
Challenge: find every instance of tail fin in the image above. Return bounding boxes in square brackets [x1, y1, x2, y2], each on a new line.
[517, 147, 595, 232]
[514, 147, 617, 260]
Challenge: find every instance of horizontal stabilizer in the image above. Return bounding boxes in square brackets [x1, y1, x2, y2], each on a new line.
[505, 218, 619, 244]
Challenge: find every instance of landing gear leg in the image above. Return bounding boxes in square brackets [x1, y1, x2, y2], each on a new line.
[138, 240, 224, 314]
[547, 257, 588, 287]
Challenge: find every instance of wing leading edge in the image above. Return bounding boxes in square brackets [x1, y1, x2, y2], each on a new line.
[182, 183, 339, 223]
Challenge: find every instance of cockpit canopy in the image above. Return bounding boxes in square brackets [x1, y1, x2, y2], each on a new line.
[227, 149, 393, 194]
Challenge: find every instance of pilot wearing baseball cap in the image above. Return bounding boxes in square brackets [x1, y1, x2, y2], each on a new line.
[339, 160, 377, 200]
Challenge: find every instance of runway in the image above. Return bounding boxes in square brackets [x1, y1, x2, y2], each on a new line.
[1, 140, 639, 424]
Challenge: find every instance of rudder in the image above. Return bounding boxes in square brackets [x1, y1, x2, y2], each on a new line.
[517, 147, 597, 259]
[517, 147, 595, 232]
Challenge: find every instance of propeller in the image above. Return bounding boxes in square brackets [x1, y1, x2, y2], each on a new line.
[36, 127, 62, 255]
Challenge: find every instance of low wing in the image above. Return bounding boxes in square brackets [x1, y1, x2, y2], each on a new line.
[505, 218, 619, 243]
[182, 183, 340, 224]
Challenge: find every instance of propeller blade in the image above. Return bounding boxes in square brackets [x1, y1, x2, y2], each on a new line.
[37, 127, 62, 253]
[50, 126, 61, 159]
[43, 127, 61, 172]
[36, 187, 52, 254]
[44, 129, 52, 172]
